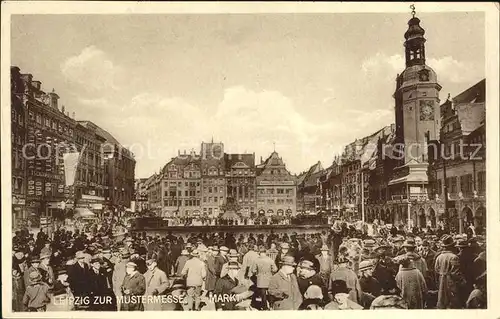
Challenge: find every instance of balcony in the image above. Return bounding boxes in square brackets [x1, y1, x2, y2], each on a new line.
[389, 193, 429, 203]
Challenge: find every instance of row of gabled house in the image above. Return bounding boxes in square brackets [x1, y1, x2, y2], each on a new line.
[138, 141, 298, 219]
[297, 78, 486, 234]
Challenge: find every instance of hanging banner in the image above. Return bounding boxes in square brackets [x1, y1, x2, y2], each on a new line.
[63, 152, 80, 186]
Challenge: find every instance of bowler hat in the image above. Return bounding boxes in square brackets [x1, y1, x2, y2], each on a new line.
[363, 239, 376, 248]
[126, 261, 137, 268]
[330, 279, 350, 294]
[227, 261, 241, 270]
[402, 239, 416, 248]
[220, 246, 229, 252]
[29, 270, 42, 282]
[441, 235, 455, 247]
[359, 260, 374, 272]
[298, 259, 315, 270]
[280, 255, 297, 267]
[228, 249, 239, 258]
[90, 257, 101, 264]
[171, 279, 186, 290]
[75, 251, 86, 259]
[456, 240, 469, 248]
[190, 250, 199, 257]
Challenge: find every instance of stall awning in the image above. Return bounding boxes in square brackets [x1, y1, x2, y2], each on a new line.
[74, 208, 95, 218]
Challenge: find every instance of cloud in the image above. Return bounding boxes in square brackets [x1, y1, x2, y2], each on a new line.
[361, 52, 478, 84]
[61, 46, 122, 93]
[76, 86, 343, 177]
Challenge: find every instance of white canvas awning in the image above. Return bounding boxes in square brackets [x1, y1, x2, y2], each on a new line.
[74, 208, 95, 218]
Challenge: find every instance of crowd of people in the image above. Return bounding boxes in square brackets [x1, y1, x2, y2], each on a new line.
[11, 219, 487, 311]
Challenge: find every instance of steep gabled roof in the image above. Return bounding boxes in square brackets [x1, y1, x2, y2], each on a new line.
[224, 153, 255, 170]
[453, 79, 486, 105]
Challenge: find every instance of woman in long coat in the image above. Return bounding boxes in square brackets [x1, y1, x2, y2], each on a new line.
[395, 257, 427, 309]
[435, 236, 463, 309]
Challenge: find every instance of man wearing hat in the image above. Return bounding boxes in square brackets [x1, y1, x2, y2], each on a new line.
[329, 254, 362, 305]
[370, 295, 408, 309]
[120, 261, 146, 311]
[268, 255, 303, 310]
[175, 249, 190, 277]
[23, 257, 41, 288]
[435, 234, 462, 309]
[22, 270, 51, 312]
[181, 250, 206, 311]
[143, 256, 170, 311]
[358, 259, 380, 304]
[67, 251, 92, 307]
[296, 255, 328, 304]
[324, 279, 363, 310]
[220, 249, 241, 279]
[39, 253, 55, 287]
[249, 245, 278, 309]
[275, 242, 290, 266]
[316, 244, 333, 285]
[205, 245, 220, 297]
[397, 239, 428, 278]
[213, 261, 242, 310]
[88, 257, 115, 311]
[162, 279, 187, 311]
[242, 244, 259, 280]
[46, 269, 73, 311]
[112, 250, 130, 310]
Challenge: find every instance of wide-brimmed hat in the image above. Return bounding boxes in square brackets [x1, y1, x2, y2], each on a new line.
[297, 259, 315, 271]
[181, 249, 189, 256]
[220, 246, 229, 252]
[456, 240, 469, 248]
[197, 245, 208, 253]
[359, 260, 374, 272]
[363, 239, 376, 248]
[227, 261, 241, 270]
[305, 285, 323, 300]
[280, 243, 290, 249]
[228, 249, 239, 258]
[190, 250, 199, 257]
[280, 255, 297, 267]
[90, 257, 102, 264]
[402, 239, 416, 248]
[126, 261, 137, 268]
[392, 236, 405, 243]
[171, 279, 186, 290]
[320, 244, 329, 251]
[29, 270, 42, 282]
[330, 279, 350, 294]
[441, 235, 455, 247]
[75, 251, 86, 259]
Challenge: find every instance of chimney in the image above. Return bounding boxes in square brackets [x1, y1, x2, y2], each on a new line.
[72, 112, 75, 119]
[61, 105, 65, 114]
[178, 150, 180, 156]
[184, 150, 186, 155]
[48, 89, 60, 110]
[238, 154, 242, 160]
[391, 123, 395, 133]
[260, 156, 263, 164]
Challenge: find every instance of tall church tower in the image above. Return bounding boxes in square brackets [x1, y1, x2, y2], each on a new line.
[394, 7, 442, 165]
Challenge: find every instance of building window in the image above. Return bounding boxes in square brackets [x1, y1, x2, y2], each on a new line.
[478, 171, 486, 193]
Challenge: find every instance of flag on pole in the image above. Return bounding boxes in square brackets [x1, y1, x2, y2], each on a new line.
[63, 152, 80, 186]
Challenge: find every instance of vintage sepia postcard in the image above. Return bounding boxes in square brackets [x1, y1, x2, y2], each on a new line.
[1, 1, 499, 318]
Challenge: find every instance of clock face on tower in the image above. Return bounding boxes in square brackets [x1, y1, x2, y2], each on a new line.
[419, 100, 435, 121]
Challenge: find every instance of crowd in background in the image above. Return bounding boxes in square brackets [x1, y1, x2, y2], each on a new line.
[11, 219, 486, 311]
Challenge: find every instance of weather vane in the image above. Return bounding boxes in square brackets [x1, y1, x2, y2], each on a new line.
[410, 4, 416, 18]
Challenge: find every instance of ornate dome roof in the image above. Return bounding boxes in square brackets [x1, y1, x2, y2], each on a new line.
[399, 64, 438, 90]
[404, 17, 425, 40]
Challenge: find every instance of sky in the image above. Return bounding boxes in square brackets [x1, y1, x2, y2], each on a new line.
[11, 12, 485, 178]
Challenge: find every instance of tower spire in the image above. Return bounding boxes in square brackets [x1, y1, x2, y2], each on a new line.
[410, 4, 416, 18]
